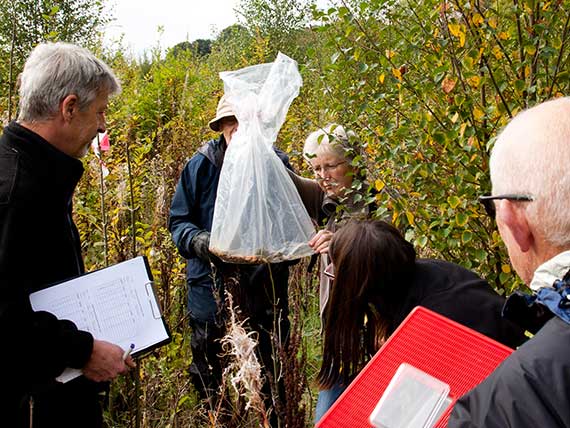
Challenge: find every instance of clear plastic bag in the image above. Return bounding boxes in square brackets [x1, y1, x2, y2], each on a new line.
[209, 53, 315, 264]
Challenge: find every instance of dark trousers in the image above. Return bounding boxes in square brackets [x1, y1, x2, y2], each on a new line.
[2, 377, 105, 428]
[187, 263, 290, 421]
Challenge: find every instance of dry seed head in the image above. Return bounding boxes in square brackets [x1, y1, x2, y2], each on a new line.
[220, 292, 267, 416]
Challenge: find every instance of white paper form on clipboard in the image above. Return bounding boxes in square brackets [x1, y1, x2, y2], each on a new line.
[29, 256, 171, 383]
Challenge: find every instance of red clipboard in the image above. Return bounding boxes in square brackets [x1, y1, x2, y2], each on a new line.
[316, 306, 514, 427]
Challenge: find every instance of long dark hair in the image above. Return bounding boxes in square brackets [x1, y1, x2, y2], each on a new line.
[318, 220, 416, 388]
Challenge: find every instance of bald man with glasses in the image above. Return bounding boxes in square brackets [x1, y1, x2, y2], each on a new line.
[450, 97, 570, 428]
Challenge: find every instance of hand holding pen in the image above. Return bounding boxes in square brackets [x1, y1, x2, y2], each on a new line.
[123, 343, 135, 360]
[123, 343, 136, 369]
[83, 340, 135, 382]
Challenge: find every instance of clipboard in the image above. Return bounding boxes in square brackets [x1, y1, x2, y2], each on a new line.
[316, 306, 515, 428]
[30, 256, 171, 382]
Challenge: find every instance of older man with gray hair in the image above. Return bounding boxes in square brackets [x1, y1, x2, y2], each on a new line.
[449, 97, 570, 427]
[0, 42, 132, 427]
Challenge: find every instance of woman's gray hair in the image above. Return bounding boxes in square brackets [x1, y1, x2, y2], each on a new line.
[303, 123, 355, 161]
[18, 42, 121, 122]
[490, 97, 570, 248]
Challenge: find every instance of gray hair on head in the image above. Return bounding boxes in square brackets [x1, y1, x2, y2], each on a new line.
[490, 97, 570, 248]
[303, 123, 355, 162]
[18, 42, 121, 122]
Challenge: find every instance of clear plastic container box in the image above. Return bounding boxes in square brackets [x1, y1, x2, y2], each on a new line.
[369, 363, 451, 428]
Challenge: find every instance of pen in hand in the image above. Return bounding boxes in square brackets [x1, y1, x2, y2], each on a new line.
[123, 343, 135, 361]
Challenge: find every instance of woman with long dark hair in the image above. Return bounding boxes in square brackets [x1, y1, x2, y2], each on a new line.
[315, 220, 527, 420]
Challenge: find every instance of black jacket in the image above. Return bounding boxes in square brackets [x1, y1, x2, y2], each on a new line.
[450, 315, 570, 428]
[0, 122, 94, 419]
[387, 259, 527, 349]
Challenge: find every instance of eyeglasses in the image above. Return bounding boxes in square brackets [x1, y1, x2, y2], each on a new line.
[479, 194, 534, 219]
[323, 262, 335, 280]
[312, 161, 347, 176]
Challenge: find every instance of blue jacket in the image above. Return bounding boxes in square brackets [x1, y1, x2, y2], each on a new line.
[169, 136, 292, 289]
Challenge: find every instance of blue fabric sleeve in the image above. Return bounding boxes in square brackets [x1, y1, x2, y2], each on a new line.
[168, 158, 203, 259]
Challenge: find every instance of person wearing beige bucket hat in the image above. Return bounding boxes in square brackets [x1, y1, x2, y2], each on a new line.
[208, 94, 237, 132]
[169, 93, 294, 423]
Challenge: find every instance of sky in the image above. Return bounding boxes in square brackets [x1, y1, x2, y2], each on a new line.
[104, 0, 242, 56]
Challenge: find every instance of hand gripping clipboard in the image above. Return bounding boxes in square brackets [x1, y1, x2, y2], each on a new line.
[30, 256, 172, 381]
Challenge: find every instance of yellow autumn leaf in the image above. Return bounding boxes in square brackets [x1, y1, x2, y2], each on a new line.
[473, 107, 485, 121]
[451, 112, 459, 123]
[501, 264, 511, 274]
[459, 31, 466, 47]
[378, 73, 385, 84]
[392, 68, 402, 81]
[392, 210, 399, 223]
[459, 122, 468, 138]
[406, 211, 415, 225]
[467, 75, 480, 88]
[385, 49, 395, 59]
[525, 65, 531, 78]
[498, 31, 510, 40]
[472, 13, 484, 26]
[375, 179, 385, 191]
[488, 16, 498, 29]
[448, 23, 461, 37]
[492, 45, 503, 59]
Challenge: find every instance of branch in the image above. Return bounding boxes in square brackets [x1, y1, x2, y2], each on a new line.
[513, 0, 526, 80]
[548, 10, 570, 98]
[482, 54, 512, 118]
[339, 0, 449, 130]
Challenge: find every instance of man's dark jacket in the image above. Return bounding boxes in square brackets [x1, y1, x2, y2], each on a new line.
[0, 122, 99, 426]
[450, 315, 570, 428]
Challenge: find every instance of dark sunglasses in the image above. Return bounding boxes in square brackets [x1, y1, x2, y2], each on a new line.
[479, 194, 534, 219]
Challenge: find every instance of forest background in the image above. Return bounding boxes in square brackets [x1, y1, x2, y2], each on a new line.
[1, 0, 569, 426]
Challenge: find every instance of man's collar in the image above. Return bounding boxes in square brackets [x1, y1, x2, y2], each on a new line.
[530, 250, 570, 291]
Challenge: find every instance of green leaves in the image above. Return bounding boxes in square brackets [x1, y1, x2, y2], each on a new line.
[300, 0, 570, 293]
[447, 195, 461, 209]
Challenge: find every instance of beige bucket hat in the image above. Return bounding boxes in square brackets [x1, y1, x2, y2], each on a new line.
[208, 94, 236, 132]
